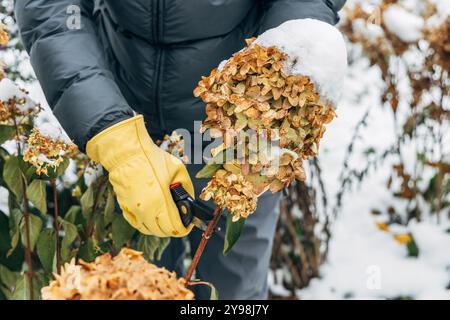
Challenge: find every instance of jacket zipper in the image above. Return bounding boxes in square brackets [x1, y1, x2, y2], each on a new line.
[152, 0, 166, 133]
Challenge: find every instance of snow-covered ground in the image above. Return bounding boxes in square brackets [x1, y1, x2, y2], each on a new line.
[297, 48, 450, 300]
[296, 0, 450, 300]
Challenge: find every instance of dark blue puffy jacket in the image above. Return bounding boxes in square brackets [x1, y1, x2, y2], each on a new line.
[15, 0, 346, 150]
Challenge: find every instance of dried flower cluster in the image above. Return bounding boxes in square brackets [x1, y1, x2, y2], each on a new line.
[0, 23, 8, 46]
[341, 0, 449, 222]
[157, 130, 189, 163]
[201, 169, 257, 221]
[425, 16, 450, 71]
[24, 128, 77, 175]
[195, 38, 334, 157]
[194, 39, 335, 219]
[41, 248, 194, 300]
[0, 24, 7, 80]
[341, 0, 449, 112]
[0, 92, 41, 126]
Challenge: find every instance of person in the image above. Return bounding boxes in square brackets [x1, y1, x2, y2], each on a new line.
[15, 0, 346, 299]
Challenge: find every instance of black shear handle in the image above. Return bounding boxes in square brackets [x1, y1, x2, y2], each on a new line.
[170, 182, 214, 227]
[170, 182, 195, 227]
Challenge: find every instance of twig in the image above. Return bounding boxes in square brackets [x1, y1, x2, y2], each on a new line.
[12, 101, 34, 299]
[51, 179, 61, 273]
[187, 281, 212, 287]
[184, 207, 222, 283]
[86, 176, 107, 238]
[20, 174, 34, 300]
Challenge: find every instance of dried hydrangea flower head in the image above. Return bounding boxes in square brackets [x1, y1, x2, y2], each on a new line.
[425, 16, 450, 71]
[0, 79, 42, 126]
[201, 169, 257, 221]
[157, 130, 189, 163]
[0, 23, 8, 46]
[0, 24, 7, 81]
[195, 38, 335, 157]
[24, 127, 77, 176]
[41, 248, 194, 300]
[194, 39, 335, 220]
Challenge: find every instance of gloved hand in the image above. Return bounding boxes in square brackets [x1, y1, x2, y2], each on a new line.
[86, 115, 195, 237]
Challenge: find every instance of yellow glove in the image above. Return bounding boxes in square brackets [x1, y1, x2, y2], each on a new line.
[86, 115, 195, 237]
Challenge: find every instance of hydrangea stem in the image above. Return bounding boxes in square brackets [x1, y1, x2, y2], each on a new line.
[20, 175, 34, 300]
[51, 179, 61, 274]
[184, 207, 222, 283]
[12, 102, 34, 299]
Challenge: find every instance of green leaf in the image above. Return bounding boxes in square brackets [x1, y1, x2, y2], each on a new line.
[0, 265, 20, 289]
[78, 238, 97, 262]
[10, 276, 28, 300]
[209, 283, 219, 300]
[135, 235, 170, 262]
[27, 180, 47, 214]
[234, 113, 248, 130]
[0, 288, 7, 300]
[3, 156, 23, 200]
[196, 147, 236, 179]
[0, 125, 15, 144]
[112, 215, 135, 249]
[55, 157, 70, 177]
[223, 214, 245, 255]
[155, 237, 170, 260]
[60, 220, 78, 263]
[195, 164, 223, 179]
[0, 266, 17, 299]
[19, 214, 43, 251]
[407, 236, 420, 258]
[93, 214, 107, 242]
[41, 157, 71, 180]
[0, 211, 11, 254]
[36, 229, 56, 274]
[24, 165, 39, 183]
[189, 280, 219, 300]
[80, 185, 95, 217]
[103, 186, 116, 225]
[64, 205, 81, 224]
[11, 273, 45, 300]
[7, 233, 19, 258]
[7, 209, 22, 257]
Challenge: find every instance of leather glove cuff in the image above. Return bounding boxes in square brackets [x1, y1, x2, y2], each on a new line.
[86, 115, 151, 171]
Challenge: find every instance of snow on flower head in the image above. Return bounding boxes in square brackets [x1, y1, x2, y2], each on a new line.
[0, 78, 41, 124]
[255, 18, 348, 106]
[38, 122, 72, 145]
[83, 162, 103, 187]
[24, 127, 78, 176]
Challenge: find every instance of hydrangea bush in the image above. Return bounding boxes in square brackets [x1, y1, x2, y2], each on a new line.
[0, 24, 172, 300]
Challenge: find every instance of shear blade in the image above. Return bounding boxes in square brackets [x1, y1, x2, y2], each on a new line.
[192, 217, 208, 231]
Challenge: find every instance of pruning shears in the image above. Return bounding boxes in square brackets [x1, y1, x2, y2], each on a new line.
[170, 182, 214, 231]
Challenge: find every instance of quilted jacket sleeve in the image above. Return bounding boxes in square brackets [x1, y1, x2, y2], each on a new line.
[15, 0, 134, 151]
[259, 0, 346, 31]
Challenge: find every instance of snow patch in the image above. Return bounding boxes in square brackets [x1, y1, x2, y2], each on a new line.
[255, 18, 348, 106]
[383, 5, 424, 42]
[83, 162, 104, 187]
[0, 78, 37, 113]
[38, 122, 72, 144]
[352, 18, 385, 42]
